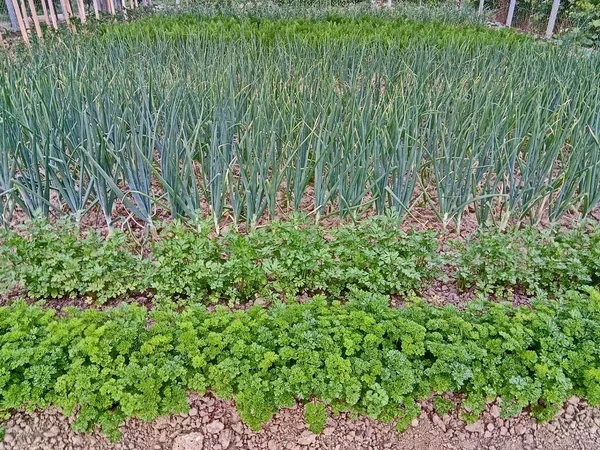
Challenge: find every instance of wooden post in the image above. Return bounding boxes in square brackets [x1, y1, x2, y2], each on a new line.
[75, 0, 86, 23]
[47, 0, 58, 28]
[10, 0, 29, 44]
[506, 0, 516, 26]
[545, 0, 561, 38]
[59, 0, 75, 31]
[40, 0, 50, 26]
[27, 0, 43, 37]
[478, 0, 484, 14]
[19, 0, 30, 30]
[64, 0, 73, 17]
[5, 0, 20, 31]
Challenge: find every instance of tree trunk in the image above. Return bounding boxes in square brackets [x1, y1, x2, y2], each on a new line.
[40, 0, 50, 27]
[76, 0, 86, 23]
[19, 0, 30, 30]
[545, 0, 560, 38]
[478, 0, 485, 14]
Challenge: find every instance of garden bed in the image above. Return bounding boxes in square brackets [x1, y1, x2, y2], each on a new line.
[1, 7, 600, 449]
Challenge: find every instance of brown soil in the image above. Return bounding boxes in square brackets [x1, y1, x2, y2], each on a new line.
[4, 174, 599, 243]
[1, 394, 598, 450]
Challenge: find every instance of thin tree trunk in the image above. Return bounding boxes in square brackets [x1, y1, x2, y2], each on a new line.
[27, 0, 42, 37]
[478, 0, 485, 14]
[63, 0, 73, 17]
[59, 0, 68, 21]
[9, 0, 29, 44]
[59, 0, 75, 31]
[506, 0, 516, 26]
[545, 0, 560, 38]
[92, 0, 99, 18]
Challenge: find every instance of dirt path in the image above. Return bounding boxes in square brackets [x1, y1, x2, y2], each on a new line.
[1, 394, 598, 450]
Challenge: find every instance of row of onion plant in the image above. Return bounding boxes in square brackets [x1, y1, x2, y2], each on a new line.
[0, 22, 599, 232]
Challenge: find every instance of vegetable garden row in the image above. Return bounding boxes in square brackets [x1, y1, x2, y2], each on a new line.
[2, 217, 600, 441]
[2, 217, 600, 305]
[1, 12, 599, 233]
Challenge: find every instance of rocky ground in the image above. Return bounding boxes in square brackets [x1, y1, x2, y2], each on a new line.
[1, 394, 598, 450]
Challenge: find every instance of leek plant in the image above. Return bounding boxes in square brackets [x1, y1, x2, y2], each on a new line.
[0, 15, 599, 232]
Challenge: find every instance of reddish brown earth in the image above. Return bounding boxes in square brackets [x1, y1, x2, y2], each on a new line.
[1, 394, 598, 450]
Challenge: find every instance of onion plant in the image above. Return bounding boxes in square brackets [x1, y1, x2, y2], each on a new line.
[0, 14, 599, 232]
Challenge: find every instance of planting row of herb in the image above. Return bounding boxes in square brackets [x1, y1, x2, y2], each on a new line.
[1, 15, 598, 232]
[2, 217, 600, 304]
[2, 286, 600, 441]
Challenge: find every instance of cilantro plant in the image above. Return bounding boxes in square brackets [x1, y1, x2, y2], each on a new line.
[3, 218, 600, 306]
[149, 215, 442, 304]
[0, 220, 147, 303]
[451, 224, 600, 296]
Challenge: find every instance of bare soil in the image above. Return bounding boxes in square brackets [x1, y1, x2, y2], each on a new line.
[1, 394, 598, 450]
